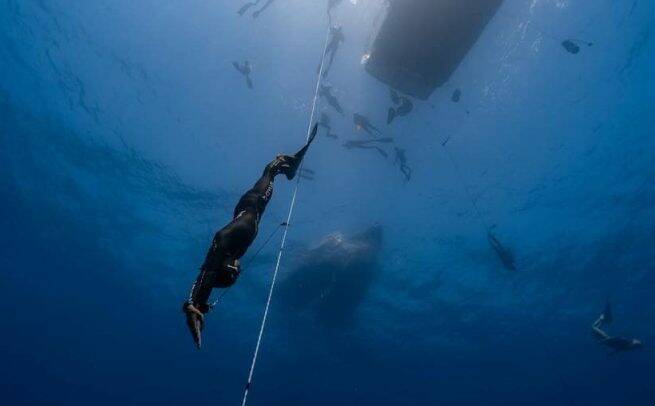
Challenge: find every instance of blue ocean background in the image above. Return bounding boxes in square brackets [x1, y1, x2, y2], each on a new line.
[1, 1, 654, 404]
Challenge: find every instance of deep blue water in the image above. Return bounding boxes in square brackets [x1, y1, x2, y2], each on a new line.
[1, 1, 654, 405]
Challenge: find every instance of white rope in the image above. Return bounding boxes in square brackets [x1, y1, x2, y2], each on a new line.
[240, 26, 332, 406]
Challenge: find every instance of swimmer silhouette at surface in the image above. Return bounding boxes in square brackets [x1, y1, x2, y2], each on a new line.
[319, 25, 345, 78]
[393, 147, 412, 181]
[319, 85, 344, 116]
[342, 138, 393, 158]
[387, 89, 413, 124]
[353, 113, 381, 136]
[232, 60, 253, 89]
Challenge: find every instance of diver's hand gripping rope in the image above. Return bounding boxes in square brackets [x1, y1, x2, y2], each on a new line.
[240, 26, 332, 406]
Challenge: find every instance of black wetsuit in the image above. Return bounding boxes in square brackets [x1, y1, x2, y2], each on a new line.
[187, 161, 280, 312]
[186, 125, 317, 315]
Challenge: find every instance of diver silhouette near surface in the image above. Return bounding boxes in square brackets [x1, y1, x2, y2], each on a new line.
[342, 138, 393, 158]
[232, 60, 254, 89]
[387, 89, 413, 124]
[237, 0, 276, 18]
[319, 25, 345, 78]
[592, 301, 643, 354]
[319, 84, 344, 115]
[183, 124, 319, 348]
[353, 113, 381, 136]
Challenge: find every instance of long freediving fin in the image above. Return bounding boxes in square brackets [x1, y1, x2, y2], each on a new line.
[308, 122, 319, 145]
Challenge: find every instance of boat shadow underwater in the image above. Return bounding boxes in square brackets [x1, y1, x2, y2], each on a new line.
[277, 225, 384, 329]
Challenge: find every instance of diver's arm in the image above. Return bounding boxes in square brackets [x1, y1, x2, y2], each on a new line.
[186, 268, 215, 313]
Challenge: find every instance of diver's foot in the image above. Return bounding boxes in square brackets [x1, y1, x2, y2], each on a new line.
[271, 124, 318, 180]
[271, 155, 300, 180]
[183, 303, 204, 349]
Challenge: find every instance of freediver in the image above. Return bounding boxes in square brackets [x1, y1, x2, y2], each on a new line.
[232, 60, 253, 89]
[183, 124, 319, 348]
[237, 1, 258, 16]
[353, 113, 381, 136]
[487, 230, 516, 271]
[342, 138, 393, 158]
[318, 112, 338, 139]
[318, 25, 345, 78]
[252, 0, 275, 18]
[387, 89, 413, 124]
[393, 147, 412, 181]
[592, 301, 643, 354]
[319, 85, 344, 116]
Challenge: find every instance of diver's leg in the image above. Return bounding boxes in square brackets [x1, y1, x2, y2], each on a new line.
[323, 48, 337, 76]
[234, 168, 275, 219]
[373, 146, 388, 158]
[253, 0, 274, 17]
[403, 164, 412, 180]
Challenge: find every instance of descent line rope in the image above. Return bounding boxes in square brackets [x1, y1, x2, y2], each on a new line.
[240, 26, 332, 406]
[209, 222, 286, 307]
